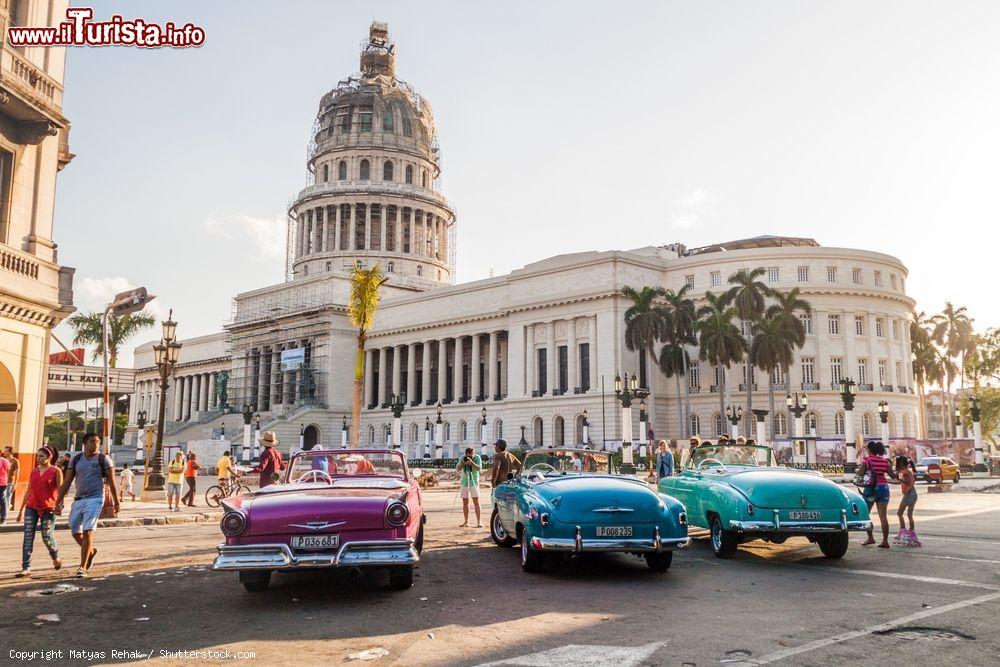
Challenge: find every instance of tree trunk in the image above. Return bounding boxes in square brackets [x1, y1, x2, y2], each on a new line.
[675, 373, 683, 441]
[719, 365, 727, 436]
[767, 377, 776, 443]
[682, 349, 691, 438]
[351, 342, 365, 448]
[783, 362, 791, 439]
[745, 335, 752, 436]
[916, 381, 927, 438]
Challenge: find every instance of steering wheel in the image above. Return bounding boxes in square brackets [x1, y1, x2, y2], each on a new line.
[295, 469, 333, 484]
[528, 462, 557, 475]
[698, 458, 729, 473]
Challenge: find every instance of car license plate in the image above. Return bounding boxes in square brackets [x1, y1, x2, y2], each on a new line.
[291, 534, 339, 550]
[596, 526, 633, 537]
[789, 511, 822, 520]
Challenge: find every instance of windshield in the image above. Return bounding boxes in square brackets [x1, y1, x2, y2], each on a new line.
[917, 457, 940, 466]
[285, 450, 407, 483]
[522, 449, 611, 476]
[689, 445, 773, 468]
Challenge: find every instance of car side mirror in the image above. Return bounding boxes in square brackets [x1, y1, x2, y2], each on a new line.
[506, 472, 514, 481]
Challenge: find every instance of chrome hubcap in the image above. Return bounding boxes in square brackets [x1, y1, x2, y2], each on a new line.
[711, 522, 722, 551]
[493, 514, 506, 539]
[521, 537, 528, 563]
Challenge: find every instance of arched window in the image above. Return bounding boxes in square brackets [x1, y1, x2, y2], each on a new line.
[459, 421, 467, 442]
[714, 413, 724, 437]
[382, 106, 394, 132]
[421, 170, 429, 188]
[368, 425, 375, 445]
[383, 160, 393, 181]
[807, 412, 820, 435]
[888, 413, 897, 437]
[382, 424, 391, 446]
[410, 423, 419, 443]
[338, 160, 347, 180]
[322, 164, 329, 182]
[302, 265, 309, 277]
[401, 111, 412, 137]
[690, 414, 701, 436]
[494, 419, 503, 441]
[532, 416, 544, 446]
[774, 413, 788, 436]
[360, 159, 370, 180]
[554, 416, 565, 447]
[416, 265, 422, 277]
[444, 422, 451, 441]
[861, 413, 873, 435]
[325, 261, 332, 272]
[386, 261, 394, 273]
[902, 413, 910, 437]
[405, 165, 413, 184]
[835, 412, 846, 436]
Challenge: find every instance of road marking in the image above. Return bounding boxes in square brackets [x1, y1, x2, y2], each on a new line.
[919, 535, 1000, 545]
[891, 552, 1000, 565]
[742, 591, 1000, 664]
[915, 506, 1000, 523]
[477, 641, 665, 666]
[807, 566, 1000, 591]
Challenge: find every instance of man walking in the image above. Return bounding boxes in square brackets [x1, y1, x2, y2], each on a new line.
[181, 452, 202, 507]
[54, 433, 119, 578]
[252, 431, 285, 488]
[490, 439, 521, 488]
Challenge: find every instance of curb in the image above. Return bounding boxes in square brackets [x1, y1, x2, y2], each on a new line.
[0, 512, 222, 534]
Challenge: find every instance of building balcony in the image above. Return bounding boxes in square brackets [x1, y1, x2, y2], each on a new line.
[858, 383, 874, 391]
[689, 386, 701, 394]
[0, 45, 67, 131]
[880, 384, 895, 392]
[772, 382, 788, 391]
[801, 382, 820, 391]
[294, 179, 453, 213]
[709, 385, 718, 393]
[738, 383, 758, 392]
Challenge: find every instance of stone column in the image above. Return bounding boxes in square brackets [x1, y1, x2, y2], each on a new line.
[297, 214, 305, 257]
[471, 334, 481, 400]
[526, 324, 535, 396]
[453, 335, 464, 400]
[191, 374, 201, 416]
[392, 345, 402, 397]
[182, 375, 192, 421]
[844, 409, 856, 481]
[567, 318, 577, 393]
[406, 344, 417, 402]
[422, 341, 433, 404]
[546, 321, 556, 396]
[208, 373, 217, 409]
[173, 374, 184, 421]
[200, 373, 209, 412]
[437, 339, 447, 401]
[364, 349, 374, 407]
[257, 350, 268, 411]
[488, 331, 499, 400]
[589, 316, 598, 393]
[377, 347, 388, 406]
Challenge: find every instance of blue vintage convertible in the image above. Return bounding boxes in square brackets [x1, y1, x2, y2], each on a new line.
[490, 448, 689, 572]
[659, 443, 871, 559]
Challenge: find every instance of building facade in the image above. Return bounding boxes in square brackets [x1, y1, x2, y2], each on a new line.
[127, 23, 920, 457]
[0, 0, 75, 468]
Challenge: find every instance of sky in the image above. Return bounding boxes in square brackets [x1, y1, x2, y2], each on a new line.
[53, 1, 1000, 367]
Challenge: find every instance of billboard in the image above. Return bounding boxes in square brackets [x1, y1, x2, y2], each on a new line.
[49, 348, 86, 366]
[280, 347, 305, 371]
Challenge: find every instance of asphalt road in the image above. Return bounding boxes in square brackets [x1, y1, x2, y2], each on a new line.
[0, 484, 998, 666]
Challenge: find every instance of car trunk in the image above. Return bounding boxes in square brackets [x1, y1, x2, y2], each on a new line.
[539, 477, 663, 524]
[245, 486, 402, 537]
[726, 471, 846, 509]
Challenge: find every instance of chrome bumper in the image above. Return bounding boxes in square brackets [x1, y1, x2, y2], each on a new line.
[212, 539, 418, 571]
[729, 509, 871, 533]
[532, 525, 690, 553]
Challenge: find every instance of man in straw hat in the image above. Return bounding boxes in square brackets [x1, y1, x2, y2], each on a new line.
[252, 431, 286, 488]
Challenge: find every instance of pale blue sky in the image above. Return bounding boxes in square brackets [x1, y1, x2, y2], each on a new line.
[53, 1, 1000, 365]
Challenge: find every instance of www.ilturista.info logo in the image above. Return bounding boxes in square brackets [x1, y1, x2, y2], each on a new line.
[7, 7, 205, 48]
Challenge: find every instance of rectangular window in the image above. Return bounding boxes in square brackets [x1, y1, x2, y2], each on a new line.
[890, 274, 898, 290]
[855, 315, 865, 336]
[579, 343, 590, 392]
[0, 149, 12, 244]
[771, 365, 787, 385]
[689, 361, 700, 389]
[852, 267, 862, 284]
[828, 314, 841, 335]
[875, 317, 884, 338]
[359, 105, 373, 132]
[874, 271, 882, 287]
[767, 267, 779, 283]
[797, 266, 809, 282]
[801, 357, 815, 385]
[537, 348, 547, 395]
[382, 106, 394, 132]
[402, 208, 411, 253]
[400, 110, 412, 137]
[827, 266, 837, 283]
[741, 320, 752, 337]
[710, 271, 721, 287]
[558, 345, 568, 394]
[799, 314, 813, 335]
[337, 106, 352, 133]
[369, 205, 382, 251]
[385, 207, 396, 252]
[831, 357, 843, 384]
[858, 358, 868, 385]
[354, 204, 366, 250]
[878, 359, 888, 386]
[895, 360, 903, 386]
[685, 274, 695, 289]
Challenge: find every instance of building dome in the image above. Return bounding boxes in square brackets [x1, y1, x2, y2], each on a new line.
[289, 22, 455, 287]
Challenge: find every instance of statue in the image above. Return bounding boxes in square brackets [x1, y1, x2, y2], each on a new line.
[215, 370, 230, 410]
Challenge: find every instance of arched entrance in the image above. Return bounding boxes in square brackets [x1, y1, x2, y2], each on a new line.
[554, 416, 565, 447]
[532, 416, 543, 447]
[303, 425, 319, 450]
[0, 362, 17, 451]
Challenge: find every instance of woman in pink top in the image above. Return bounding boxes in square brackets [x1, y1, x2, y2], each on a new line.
[858, 441, 893, 549]
[16, 446, 63, 577]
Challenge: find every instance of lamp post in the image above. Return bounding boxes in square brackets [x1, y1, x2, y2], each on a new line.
[240, 403, 255, 462]
[614, 372, 647, 472]
[786, 392, 809, 438]
[298, 424, 305, 454]
[434, 402, 444, 459]
[839, 378, 858, 479]
[877, 400, 890, 444]
[954, 406, 964, 439]
[102, 287, 155, 454]
[479, 405, 489, 460]
[144, 311, 180, 496]
[423, 416, 431, 459]
[518, 425, 528, 447]
[582, 409, 590, 446]
[341, 415, 349, 449]
[253, 414, 261, 460]
[726, 406, 743, 440]
[390, 392, 406, 450]
[971, 396, 987, 477]
[135, 410, 147, 465]
[219, 421, 226, 442]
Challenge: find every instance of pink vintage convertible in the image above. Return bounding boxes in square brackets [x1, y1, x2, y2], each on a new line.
[212, 449, 424, 592]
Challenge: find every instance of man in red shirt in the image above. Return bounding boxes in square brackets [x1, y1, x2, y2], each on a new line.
[253, 431, 285, 488]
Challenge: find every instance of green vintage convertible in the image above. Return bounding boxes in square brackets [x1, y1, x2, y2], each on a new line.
[659, 443, 871, 559]
[491, 448, 689, 573]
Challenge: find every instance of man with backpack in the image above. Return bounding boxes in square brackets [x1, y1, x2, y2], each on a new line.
[54, 433, 119, 578]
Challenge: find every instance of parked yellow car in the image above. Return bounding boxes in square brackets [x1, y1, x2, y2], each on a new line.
[915, 456, 960, 484]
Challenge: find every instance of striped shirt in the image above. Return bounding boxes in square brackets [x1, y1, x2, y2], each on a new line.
[863, 455, 891, 485]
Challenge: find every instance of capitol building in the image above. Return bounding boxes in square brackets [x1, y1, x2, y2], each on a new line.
[128, 23, 919, 457]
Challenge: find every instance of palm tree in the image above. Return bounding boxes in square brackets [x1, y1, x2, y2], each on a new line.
[658, 342, 690, 438]
[749, 317, 795, 441]
[68, 311, 157, 368]
[696, 292, 747, 427]
[621, 286, 669, 389]
[910, 311, 938, 438]
[765, 288, 812, 434]
[931, 303, 973, 437]
[347, 264, 388, 447]
[724, 267, 772, 430]
[659, 285, 697, 436]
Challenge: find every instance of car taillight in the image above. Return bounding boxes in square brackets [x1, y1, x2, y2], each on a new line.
[747, 503, 755, 516]
[851, 502, 859, 515]
[221, 511, 246, 536]
[386, 502, 410, 526]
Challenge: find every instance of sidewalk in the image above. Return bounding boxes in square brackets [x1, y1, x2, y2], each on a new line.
[0, 499, 221, 534]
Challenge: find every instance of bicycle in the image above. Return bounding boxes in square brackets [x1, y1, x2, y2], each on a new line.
[205, 473, 251, 508]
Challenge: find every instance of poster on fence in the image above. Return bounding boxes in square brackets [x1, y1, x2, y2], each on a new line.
[888, 439, 975, 467]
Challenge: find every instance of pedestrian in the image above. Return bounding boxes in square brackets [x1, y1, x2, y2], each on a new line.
[655, 440, 673, 480]
[58, 453, 71, 472]
[215, 450, 235, 491]
[0, 448, 9, 524]
[119, 463, 136, 502]
[858, 440, 893, 549]
[15, 446, 62, 577]
[2, 446, 20, 518]
[167, 452, 185, 512]
[181, 452, 202, 507]
[490, 439, 522, 488]
[892, 455, 921, 547]
[252, 431, 285, 488]
[54, 432, 119, 578]
[456, 447, 482, 527]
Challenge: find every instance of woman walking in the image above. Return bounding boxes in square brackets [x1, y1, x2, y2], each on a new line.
[15, 446, 62, 577]
[858, 441, 893, 548]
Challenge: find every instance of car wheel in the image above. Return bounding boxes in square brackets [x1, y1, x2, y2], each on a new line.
[520, 533, 544, 573]
[709, 515, 738, 559]
[645, 551, 673, 572]
[205, 486, 223, 508]
[491, 508, 517, 548]
[818, 531, 850, 559]
[414, 523, 425, 554]
[388, 566, 414, 590]
[954, 473, 960, 484]
[239, 570, 271, 592]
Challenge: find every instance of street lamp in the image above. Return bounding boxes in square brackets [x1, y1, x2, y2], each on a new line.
[615, 372, 648, 472]
[240, 402, 256, 462]
[434, 402, 444, 459]
[341, 415, 349, 449]
[253, 414, 261, 460]
[786, 392, 809, 438]
[423, 416, 432, 459]
[839, 378, 858, 478]
[135, 410, 147, 465]
[390, 392, 407, 450]
[518, 425, 528, 447]
[480, 405, 489, 459]
[877, 400, 890, 444]
[725, 406, 744, 439]
[970, 396, 987, 476]
[146, 310, 180, 495]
